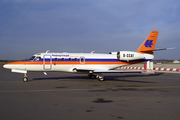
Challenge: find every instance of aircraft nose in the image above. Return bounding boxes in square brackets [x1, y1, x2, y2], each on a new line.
[3, 64, 12, 69]
[3, 64, 8, 69]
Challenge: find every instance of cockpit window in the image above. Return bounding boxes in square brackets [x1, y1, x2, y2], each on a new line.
[28, 56, 41, 61]
[34, 57, 41, 61]
[29, 56, 36, 61]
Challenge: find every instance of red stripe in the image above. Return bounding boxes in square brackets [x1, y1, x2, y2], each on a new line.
[169, 68, 173, 71]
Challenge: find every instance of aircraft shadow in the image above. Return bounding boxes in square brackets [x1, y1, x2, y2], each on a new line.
[33, 76, 87, 81]
[32, 73, 163, 83]
[102, 73, 163, 83]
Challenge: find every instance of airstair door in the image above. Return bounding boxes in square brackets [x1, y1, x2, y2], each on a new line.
[43, 55, 52, 70]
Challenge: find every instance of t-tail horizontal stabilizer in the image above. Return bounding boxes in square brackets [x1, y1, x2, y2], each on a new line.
[140, 47, 175, 52]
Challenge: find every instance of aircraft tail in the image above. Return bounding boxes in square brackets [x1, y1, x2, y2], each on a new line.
[136, 31, 159, 54]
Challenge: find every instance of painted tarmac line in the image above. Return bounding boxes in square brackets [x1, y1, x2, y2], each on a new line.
[0, 79, 68, 82]
[0, 86, 180, 93]
[0, 77, 178, 83]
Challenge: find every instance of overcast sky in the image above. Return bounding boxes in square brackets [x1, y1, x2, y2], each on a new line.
[0, 0, 180, 60]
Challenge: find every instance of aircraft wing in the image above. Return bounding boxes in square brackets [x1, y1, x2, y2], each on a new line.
[73, 68, 141, 73]
[94, 69, 141, 73]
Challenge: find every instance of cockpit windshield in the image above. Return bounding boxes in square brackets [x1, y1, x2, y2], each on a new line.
[34, 57, 41, 61]
[28, 56, 41, 61]
[29, 56, 36, 61]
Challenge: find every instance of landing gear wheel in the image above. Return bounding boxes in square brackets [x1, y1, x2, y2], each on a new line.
[98, 77, 104, 81]
[23, 77, 28, 82]
[96, 75, 104, 81]
[90, 75, 96, 79]
[88, 74, 96, 79]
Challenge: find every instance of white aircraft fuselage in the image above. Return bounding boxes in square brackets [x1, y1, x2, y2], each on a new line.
[3, 31, 160, 82]
[4, 51, 154, 72]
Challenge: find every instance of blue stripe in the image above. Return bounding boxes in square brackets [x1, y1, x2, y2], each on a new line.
[25, 58, 152, 62]
[41, 58, 119, 62]
[85, 59, 119, 62]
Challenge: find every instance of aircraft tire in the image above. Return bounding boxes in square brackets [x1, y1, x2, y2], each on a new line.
[88, 74, 96, 79]
[23, 77, 28, 82]
[98, 77, 104, 81]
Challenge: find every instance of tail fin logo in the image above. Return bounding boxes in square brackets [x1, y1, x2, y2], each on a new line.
[144, 40, 153, 48]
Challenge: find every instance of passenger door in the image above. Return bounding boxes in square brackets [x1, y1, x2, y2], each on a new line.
[43, 55, 52, 70]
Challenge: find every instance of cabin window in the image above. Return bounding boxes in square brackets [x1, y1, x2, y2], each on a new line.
[62, 58, 64, 61]
[81, 58, 84, 62]
[69, 58, 71, 61]
[55, 58, 58, 61]
[75, 58, 77, 61]
[80, 57, 85, 64]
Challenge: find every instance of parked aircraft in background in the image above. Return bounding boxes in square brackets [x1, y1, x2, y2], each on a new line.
[4, 31, 169, 82]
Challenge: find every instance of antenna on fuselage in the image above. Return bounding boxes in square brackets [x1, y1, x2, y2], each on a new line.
[91, 51, 95, 54]
[46, 50, 50, 53]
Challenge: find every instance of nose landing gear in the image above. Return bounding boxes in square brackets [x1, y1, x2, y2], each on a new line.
[23, 73, 28, 82]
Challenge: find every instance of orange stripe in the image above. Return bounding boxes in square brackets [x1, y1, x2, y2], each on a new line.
[6, 61, 141, 65]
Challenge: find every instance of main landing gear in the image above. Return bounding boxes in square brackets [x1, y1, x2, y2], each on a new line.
[88, 73, 104, 81]
[23, 73, 28, 82]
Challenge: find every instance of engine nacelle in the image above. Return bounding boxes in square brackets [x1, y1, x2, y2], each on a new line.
[117, 51, 145, 61]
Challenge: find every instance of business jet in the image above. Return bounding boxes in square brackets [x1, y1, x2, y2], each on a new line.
[3, 31, 169, 82]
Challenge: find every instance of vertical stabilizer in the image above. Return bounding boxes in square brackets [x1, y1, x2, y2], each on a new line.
[136, 31, 159, 54]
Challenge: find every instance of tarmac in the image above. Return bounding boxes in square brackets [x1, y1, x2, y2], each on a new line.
[0, 64, 180, 120]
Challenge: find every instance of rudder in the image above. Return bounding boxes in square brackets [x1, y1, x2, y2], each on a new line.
[136, 31, 159, 54]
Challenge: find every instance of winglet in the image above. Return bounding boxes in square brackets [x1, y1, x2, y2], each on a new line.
[136, 31, 159, 54]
